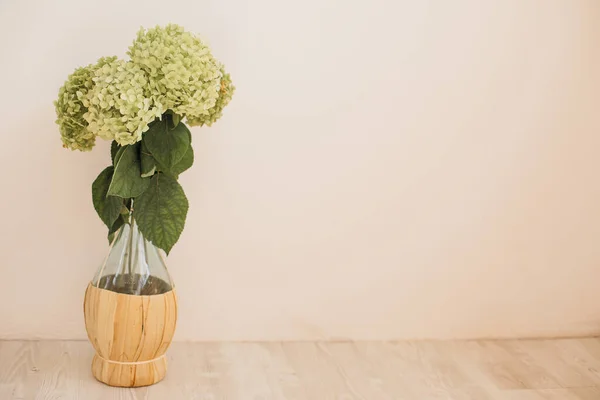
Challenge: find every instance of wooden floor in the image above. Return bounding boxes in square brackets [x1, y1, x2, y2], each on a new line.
[2, 339, 600, 399]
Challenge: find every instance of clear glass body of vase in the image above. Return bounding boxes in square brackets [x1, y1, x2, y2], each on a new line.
[91, 215, 173, 295]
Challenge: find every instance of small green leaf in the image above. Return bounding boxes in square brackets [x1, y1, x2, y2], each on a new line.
[92, 166, 123, 229]
[133, 173, 189, 254]
[172, 113, 181, 127]
[111, 141, 121, 165]
[141, 166, 156, 178]
[143, 118, 190, 168]
[107, 143, 151, 198]
[107, 215, 125, 244]
[164, 110, 180, 128]
[140, 140, 156, 178]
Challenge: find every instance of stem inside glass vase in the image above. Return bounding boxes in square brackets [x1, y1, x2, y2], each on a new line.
[127, 214, 135, 277]
[91, 206, 174, 295]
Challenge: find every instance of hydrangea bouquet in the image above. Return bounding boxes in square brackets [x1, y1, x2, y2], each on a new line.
[55, 25, 234, 253]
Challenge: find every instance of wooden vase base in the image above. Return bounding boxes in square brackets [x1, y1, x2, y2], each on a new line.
[84, 283, 177, 388]
[91, 353, 167, 387]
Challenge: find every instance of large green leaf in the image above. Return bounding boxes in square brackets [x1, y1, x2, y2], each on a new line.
[185, 122, 192, 143]
[133, 173, 189, 254]
[140, 140, 156, 178]
[92, 166, 123, 229]
[107, 143, 151, 198]
[113, 146, 125, 166]
[110, 141, 121, 165]
[143, 118, 190, 168]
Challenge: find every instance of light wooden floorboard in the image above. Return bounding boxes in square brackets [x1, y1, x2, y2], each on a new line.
[1, 339, 600, 399]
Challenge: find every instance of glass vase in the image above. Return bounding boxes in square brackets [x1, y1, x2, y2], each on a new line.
[83, 215, 178, 387]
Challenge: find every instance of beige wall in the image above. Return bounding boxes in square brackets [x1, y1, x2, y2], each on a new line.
[0, 0, 599, 340]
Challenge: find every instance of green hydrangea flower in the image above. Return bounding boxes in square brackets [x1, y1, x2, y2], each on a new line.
[55, 24, 234, 152]
[127, 24, 224, 120]
[83, 59, 162, 146]
[187, 69, 235, 127]
[54, 57, 116, 151]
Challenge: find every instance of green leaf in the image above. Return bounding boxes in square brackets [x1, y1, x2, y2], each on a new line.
[110, 141, 121, 165]
[170, 146, 194, 178]
[133, 173, 189, 254]
[140, 140, 156, 178]
[107, 143, 151, 198]
[92, 166, 123, 228]
[143, 118, 190, 168]
[113, 146, 126, 166]
[107, 215, 125, 244]
[154, 145, 194, 179]
[164, 110, 180, 128]
[186, 124, 192, 143]
[120, 204, 130, 215]
[172, 113, 181, 128]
